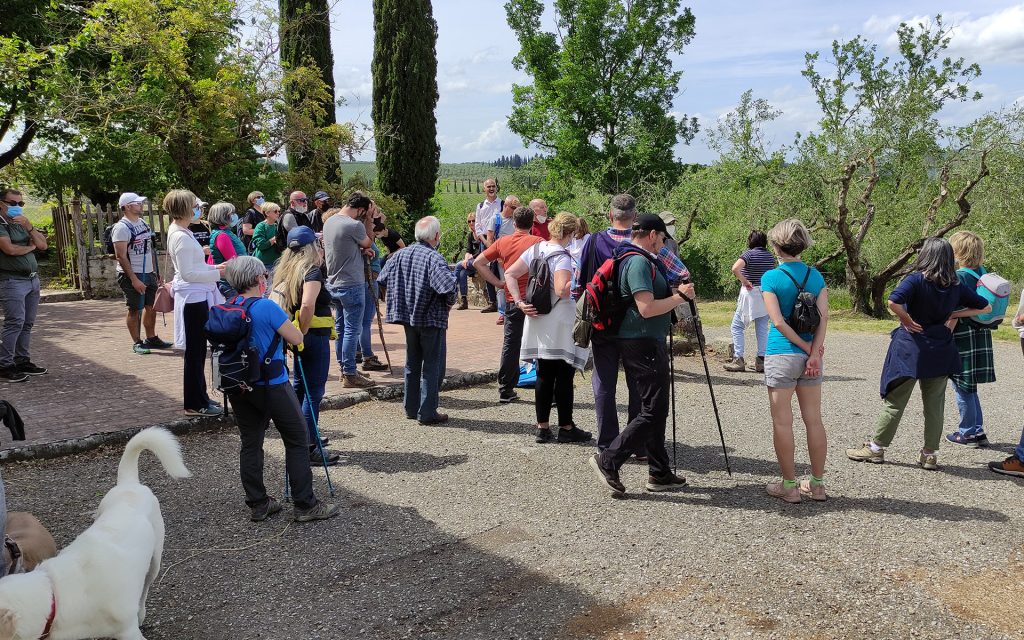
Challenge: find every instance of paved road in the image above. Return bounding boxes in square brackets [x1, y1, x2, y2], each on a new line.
[3, 329, 1021, 639]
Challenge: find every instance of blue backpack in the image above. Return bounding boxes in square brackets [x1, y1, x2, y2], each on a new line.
[205, 296, 283, 395]
[959, 267, 1010, 326]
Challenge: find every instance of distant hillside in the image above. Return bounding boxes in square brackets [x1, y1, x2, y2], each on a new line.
[340, 161, 518, 184]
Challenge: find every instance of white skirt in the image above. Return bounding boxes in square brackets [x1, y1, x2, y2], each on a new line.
[520, 299, 590, 370]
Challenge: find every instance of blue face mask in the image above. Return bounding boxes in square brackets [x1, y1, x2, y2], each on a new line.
[229, 213, 239, 227]
[6, 206, 22, 217]
[192, 207, 202, 221]
[255, 197, 265, 206]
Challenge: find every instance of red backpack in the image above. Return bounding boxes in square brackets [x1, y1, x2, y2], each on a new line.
[573, 247, 657, 347]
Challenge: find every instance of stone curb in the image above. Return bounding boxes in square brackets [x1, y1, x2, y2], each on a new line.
[39, 290, 85, 304]
[0, 369, 498, 463]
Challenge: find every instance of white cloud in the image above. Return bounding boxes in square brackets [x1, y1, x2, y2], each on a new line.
[864, 6, 1024, 64]
[461, 119, 519, 152]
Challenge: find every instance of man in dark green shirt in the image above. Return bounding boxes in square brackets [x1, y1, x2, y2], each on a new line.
[588, 215, 693, 497]
[0, 189, 48, 382]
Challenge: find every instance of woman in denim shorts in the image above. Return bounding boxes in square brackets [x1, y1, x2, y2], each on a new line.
[760, 219, 829, 503]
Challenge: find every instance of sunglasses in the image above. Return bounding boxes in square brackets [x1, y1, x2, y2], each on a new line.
[295, 197, 308, 202]
[3, 200, 25, 207]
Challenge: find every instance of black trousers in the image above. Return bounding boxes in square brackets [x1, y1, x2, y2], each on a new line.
[230, 383, 316, 510]
[485, 262, 500, 303]
[535, 358, 575, 425]
[599, 338, 671, 477]
[497, 306, 526, 398]
[183, 301, 211, 411]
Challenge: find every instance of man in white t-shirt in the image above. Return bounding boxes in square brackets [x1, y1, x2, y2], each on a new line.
[474, 178, 503, 313]
[112, 192, 172, 355]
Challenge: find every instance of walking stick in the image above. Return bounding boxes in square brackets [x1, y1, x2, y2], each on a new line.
[364, 258, 393, 376]
[669, 329, 677, 475]
[682, 277, 733, 477]
[293, 346, 336, 497]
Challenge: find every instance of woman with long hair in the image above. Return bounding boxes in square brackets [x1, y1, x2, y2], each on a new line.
[271, 226, 340, 467]
[847, 237, 990, 471]
[165, 189, 224, 416]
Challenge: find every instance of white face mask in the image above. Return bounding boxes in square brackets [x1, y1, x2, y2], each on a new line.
[294, 205, 307, 214]
[536, 215, 547, 223]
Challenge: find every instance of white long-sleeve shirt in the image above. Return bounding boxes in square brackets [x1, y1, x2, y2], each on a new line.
[168, 222, 222, 349]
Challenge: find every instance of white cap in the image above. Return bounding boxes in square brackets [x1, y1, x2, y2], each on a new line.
[118, 192, 147, 208]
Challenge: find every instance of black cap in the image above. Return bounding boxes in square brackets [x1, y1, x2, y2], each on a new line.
[633, 213, 669, 235]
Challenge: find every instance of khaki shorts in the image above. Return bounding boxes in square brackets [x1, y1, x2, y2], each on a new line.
[764, 353, 823, 389]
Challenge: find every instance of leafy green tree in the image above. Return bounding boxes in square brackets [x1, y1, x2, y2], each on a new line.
[279, 0, 341, 182]
[505, 0, 698, 194]
[371, 0, 440, 214]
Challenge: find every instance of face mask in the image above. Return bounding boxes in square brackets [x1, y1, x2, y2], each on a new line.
[255, 197, 265, 206]
[6, 206, 22, 217]
[294, 205, 307, 214]
[536, 215, 547, 223]
[192, 207, 202, 221]
[230, 213, 239, 227]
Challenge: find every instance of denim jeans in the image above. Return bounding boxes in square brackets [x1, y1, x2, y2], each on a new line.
[360, 282, 377, 358]
[403, 325, 445, 421]
[454, 262, 476, 297]
[952, 384, 984, 437]
[730, 309, 769, 359]
[1016, 428, 1024, 461]
[293, 332, 330, 444]
[328, 284, 365, 375]
[0, 276, 40, 369]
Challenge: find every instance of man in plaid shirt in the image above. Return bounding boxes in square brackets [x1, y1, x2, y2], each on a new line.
[378, 216, 457, 425]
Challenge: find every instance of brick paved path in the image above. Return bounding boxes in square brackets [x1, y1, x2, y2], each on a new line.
[1, 298, 504, 451]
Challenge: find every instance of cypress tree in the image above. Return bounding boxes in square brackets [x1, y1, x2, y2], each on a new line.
[372, 0, 439, 214]
[280, 0, 341, 182]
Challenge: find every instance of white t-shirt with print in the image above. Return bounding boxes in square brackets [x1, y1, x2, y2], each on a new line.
[111, 216, 155, 274]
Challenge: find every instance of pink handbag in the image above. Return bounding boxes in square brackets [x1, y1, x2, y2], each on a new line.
[153, 282, 174, 313]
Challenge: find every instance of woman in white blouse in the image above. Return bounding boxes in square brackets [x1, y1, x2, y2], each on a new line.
[165, 189, 225, 416]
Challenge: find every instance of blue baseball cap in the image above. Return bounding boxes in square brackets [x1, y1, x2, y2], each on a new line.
[287, 226, 317, 249]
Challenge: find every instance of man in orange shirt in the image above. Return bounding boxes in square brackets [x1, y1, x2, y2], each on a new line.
[474, 205, 542, 403]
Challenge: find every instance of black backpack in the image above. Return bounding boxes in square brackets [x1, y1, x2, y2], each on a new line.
[205, 296, 284, 396]
[103, 219, 142, 255]
[780, 268, 822, 334]
[524, 247, 570, 315]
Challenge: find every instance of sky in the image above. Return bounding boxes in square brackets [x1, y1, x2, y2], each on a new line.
[327, 1, 1024, 165]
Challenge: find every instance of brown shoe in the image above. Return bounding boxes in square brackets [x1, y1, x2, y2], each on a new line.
[343, 373, 375, 388]
[723, 357, 745, 372]
[755, 356, 765, 373]
[480, 302, 498, 313]
[418, 413, 449, 426]
[456, 296, 468, 310]
[361, 356, 388, 372]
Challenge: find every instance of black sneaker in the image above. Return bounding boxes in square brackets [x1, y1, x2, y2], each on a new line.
[250, 496, 283, 522]
[645, 473, 688, 492]
[0, 367, 27, 383]
[309, 448, 341, 467]
[15, 360, 46, 376]
[557, 425, 593, 443]
[293, 501, 341, 522]
[480, 302, 498, 313]
[588, 454, 625, 496]
[499, 392, 519, 404]
[535, 427, 553, 443]
[143, 336, 173, 349]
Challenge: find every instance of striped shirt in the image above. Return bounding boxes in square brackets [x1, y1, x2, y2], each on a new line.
[739, 248, 776, 287]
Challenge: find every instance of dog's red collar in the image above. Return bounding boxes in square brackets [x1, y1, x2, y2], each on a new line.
[39, 591, 56, 640]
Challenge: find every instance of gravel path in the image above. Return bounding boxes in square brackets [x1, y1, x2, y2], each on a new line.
[3, 329, 1022, 639]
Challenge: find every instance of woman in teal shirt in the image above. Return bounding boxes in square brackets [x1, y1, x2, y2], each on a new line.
[760, 218, 829, 504]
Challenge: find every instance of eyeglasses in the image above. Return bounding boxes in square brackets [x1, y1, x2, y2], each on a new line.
[3, 200, 25, 207]
[295, 197, 308, 202]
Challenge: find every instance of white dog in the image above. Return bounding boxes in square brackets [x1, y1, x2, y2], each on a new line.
[0, 427, 190, 640]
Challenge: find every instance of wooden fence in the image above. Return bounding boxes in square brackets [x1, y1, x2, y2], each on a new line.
[50, 200, 170, 295]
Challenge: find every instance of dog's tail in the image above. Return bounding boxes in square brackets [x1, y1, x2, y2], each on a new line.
[117, 427, 191, 486]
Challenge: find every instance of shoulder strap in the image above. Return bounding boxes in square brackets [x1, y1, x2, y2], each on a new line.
[800, 266, 811, 289]
[778, 267, 805, 292]
[957, 267, 983, 279]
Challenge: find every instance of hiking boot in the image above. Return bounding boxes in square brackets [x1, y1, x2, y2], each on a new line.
[755, 356, 765, 373]
[645, 472, 687, 492]
[418, 413, 449, 426]
[309, 448, 341, 467]
[0, 367, 28, 383]
[293, 501, 341, 522]
[918, 451, 939, 471]
[250, 496, 283, 522]
[132, 341, 152, 355]
[846, 442, 885, 464]
[588, 455, 626, 497]
[361, 356, 388, 372]
[143, 336, 173, 349]
[799, 478, 828, 501]
[946, 431, 986, 448]
[457, 296, 468, 310]
[723, 357, 745, 372]
[343, 373, 375, 388]
[989, 455, 1024, 478]
[15, 360, 46, 376]
[480, 302, 498, 313]
[556, 425, 593, 443]
[766, 481, 801, 503]
[535, 427, 553, 443]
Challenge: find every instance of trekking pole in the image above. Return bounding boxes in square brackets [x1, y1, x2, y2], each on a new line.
[294, 346, 336, 497]
[682, 277, 732, 477]
[364, 258, 394, 376]
[669, 329, 677, 475]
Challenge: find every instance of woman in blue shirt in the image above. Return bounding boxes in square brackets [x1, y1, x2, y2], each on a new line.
[221, 256, 339, 523]
[846, 238, 989, 471]
[760, 219, 829, 503]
